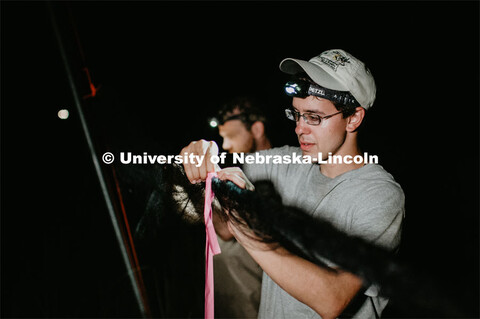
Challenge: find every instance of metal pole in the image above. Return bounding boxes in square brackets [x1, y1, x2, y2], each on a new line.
[47, 3, 147, 317]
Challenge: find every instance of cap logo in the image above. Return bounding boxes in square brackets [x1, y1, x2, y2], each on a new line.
[319, 50, 350, 71]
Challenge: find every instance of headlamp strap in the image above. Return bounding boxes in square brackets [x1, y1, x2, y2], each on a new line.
[307, 83, 359, 107]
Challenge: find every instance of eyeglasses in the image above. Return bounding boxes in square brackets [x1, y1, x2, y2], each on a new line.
[285, 108, 342, 126]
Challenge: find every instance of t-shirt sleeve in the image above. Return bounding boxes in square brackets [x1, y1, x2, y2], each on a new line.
[242, 145, 298, 183]
[346, 179, 405, 299]
[349, 180, 405, 251]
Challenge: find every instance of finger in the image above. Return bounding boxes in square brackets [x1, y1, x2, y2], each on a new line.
[216, 167, 240, 180]
[196, 140, 209, 181]
[219, 167, 256, 191]
[218, 166, 242, 174]
[181, 141, 203, 183]
[198, 162, 208, 181]
[217, 170, 246, 189]
[205, 141, 215, 174]
[192, 141, 205, 182]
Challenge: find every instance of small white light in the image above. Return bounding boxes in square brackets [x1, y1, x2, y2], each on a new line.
[209, 120, 218, 128]
[285, 86, 296, 94]
[58, 109, 69, 119]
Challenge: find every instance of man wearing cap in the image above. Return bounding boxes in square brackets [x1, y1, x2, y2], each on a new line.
[180, 49, 404, 319]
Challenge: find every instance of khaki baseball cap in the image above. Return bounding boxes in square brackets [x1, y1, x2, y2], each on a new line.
[279, 49, 376, 109]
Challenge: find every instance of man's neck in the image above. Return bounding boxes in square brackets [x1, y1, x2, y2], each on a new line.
[255, 137, 272, 151]
[319, 136, 363, 178]
[320, 158, 364, 179]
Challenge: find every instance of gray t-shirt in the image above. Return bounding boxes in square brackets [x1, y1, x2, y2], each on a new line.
[214, 237, 262, 319]
[242, 146, 405, 319]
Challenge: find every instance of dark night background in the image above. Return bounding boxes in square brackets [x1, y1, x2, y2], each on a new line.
[1, 1, 479, 318]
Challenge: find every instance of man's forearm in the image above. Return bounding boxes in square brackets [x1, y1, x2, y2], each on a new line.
[244, 240, 363, 319]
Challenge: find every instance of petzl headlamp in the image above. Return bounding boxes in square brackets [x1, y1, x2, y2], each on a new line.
[284, 78, 360, 107]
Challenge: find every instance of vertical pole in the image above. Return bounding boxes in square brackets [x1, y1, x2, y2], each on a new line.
[47, 3, 147, 317]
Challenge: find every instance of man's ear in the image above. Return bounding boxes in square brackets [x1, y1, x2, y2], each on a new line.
[250, 121, 265, 139]
[346, 107, 366, 132]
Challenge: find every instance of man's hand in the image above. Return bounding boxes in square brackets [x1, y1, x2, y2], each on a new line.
[181, 140, 257, 243]
[180, 140, 255, 191]
[227, 219, 275, 251]
[217, 167, 255, 191]
[180, 139, 219, 183]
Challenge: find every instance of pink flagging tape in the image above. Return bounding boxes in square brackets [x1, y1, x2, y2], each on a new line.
[204, 172, 221, 319]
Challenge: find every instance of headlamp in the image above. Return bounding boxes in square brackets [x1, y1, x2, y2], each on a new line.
[208, 114, 245, 128]
[284, 78, 360, 107]
[208, 117, 219, 128]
